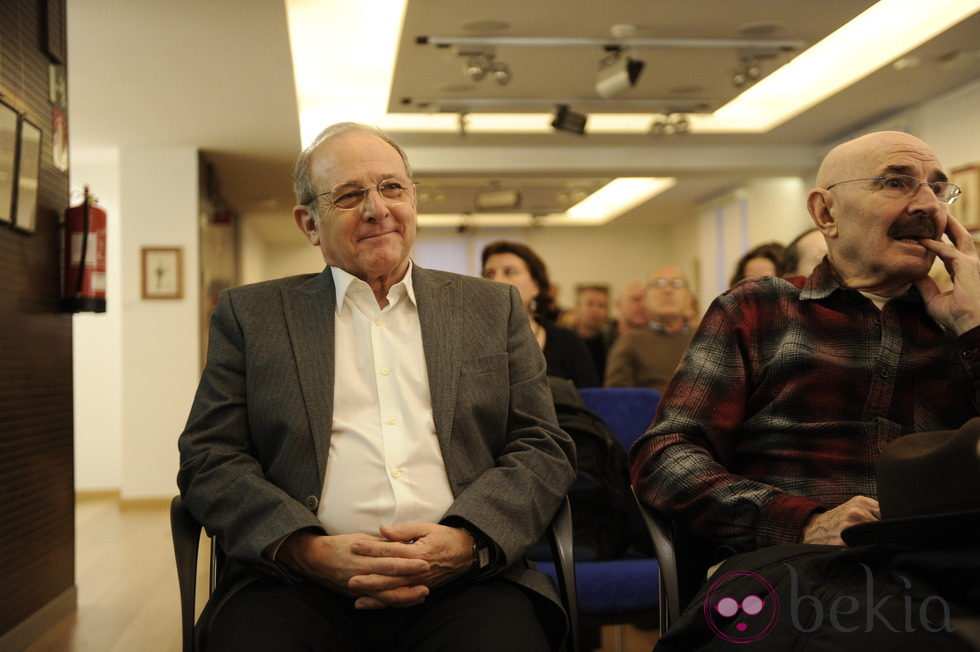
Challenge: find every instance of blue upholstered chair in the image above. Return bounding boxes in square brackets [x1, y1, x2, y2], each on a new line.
[538, 387, 663, 651]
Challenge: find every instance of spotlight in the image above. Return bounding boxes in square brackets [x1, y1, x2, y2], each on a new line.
[489, 61, 511, 85]
[650, 113, 690, 137]
[732, 55, 763, 89]
[458, 48, 512, 86]
[551, 105, 587, 135]
[595, 49, 645, 98]
[464, 55, 489, 81]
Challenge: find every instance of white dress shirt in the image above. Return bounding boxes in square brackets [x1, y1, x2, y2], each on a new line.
[317, 264, 455, 536]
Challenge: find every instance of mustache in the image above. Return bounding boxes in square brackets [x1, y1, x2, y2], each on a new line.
[888, 215, 939, 240]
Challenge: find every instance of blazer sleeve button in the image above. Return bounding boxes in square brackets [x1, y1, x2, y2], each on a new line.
[305, 495, 319, 511]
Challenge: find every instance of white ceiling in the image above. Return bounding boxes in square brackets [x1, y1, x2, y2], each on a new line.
[68, 0, 980, 243]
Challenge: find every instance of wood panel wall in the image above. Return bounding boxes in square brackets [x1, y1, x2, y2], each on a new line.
[0, 0, 75, 641]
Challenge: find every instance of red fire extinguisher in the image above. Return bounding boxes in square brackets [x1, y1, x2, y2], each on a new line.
[61, 186, 107, 313]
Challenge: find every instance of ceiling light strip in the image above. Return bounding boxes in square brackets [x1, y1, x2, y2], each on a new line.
[703, 0, 980, 132]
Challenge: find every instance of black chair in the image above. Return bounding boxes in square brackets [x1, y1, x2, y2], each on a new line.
[633, 489, 722, 634]
[171, 496, 579, 652]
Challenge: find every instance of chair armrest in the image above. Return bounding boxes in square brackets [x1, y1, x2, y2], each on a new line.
[632, 487, 680, 632]
[170, 496, 202, 652]
[545, 497, 578, 652]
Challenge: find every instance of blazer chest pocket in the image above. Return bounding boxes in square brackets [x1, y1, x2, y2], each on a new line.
[459, 352, 507, 377]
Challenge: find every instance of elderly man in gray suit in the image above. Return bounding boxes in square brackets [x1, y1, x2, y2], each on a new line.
[177, 122, 576, 651]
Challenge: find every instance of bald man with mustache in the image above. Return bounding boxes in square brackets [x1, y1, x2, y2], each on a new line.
[631, 131, 980, 552]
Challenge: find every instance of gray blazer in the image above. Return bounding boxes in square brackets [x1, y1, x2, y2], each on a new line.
[177, 264, 576, 633]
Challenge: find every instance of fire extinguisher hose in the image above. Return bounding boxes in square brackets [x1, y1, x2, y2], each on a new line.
[74, 191, 91, 298]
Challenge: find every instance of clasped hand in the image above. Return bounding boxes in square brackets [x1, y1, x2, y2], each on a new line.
[278, 522, 474, 610]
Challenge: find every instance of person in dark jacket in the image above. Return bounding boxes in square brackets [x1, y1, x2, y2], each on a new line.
[481, 240, 599, 388]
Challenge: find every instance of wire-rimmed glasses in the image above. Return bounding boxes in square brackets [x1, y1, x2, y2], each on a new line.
[825, 174, 961, 205]
[310, 179, 418, 211]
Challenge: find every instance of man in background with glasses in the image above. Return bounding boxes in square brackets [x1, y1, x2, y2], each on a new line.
[605, 265, 697, 391]
[632, 130, 979, 553]
[178, 122, 575, 651]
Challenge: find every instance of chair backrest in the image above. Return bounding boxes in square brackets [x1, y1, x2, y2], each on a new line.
[578, 387, 661, 451]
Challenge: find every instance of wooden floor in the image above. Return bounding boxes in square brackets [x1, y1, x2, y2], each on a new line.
[23, 495, 659, 652]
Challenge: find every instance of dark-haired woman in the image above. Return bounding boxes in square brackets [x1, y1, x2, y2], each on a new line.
[481, 241, 599, 388]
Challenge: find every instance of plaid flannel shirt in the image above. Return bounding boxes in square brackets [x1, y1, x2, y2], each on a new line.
[629, 259, 980, 551]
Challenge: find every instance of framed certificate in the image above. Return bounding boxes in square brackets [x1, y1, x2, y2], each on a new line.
[0, 101, 19, 224]
[13, 118, 42, 233]
[950, 164, 979, 231]
[141, 247, 184, 299]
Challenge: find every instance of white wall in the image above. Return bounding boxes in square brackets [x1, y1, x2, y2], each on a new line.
[71, 149, 123, 490]
[118, 147, 200, 499]
[895, 77, 980, 173]
[696, 178, 811, 301]
[72, 146, 200, 499]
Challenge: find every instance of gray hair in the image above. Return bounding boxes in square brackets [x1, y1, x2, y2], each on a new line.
[292, 122, 413, 206]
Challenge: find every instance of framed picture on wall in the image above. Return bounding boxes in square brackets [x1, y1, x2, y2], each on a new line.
[142, 247, 184, 299]
[13, 118, 42, 234]
[0, 101, 16, 224]
[950, 164, 979, 231]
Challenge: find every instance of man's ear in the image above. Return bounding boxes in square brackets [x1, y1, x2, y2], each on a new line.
[293, 205, 320, 246]
[807, 188, 838, 238]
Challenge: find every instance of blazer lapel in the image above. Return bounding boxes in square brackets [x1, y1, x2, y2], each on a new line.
[282, 269, 336, 485]
[414, 266, 460, 449]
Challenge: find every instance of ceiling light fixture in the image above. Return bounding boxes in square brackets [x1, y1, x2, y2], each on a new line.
[650, 113, 691, 136]
[475, 187, 521, 210]
[595, 48, 645, 98]
[464, 55, 489, 81]
[551, 105, 587, 135]
[286, 0, 976, 141]
[458, 48, 512, 85]
[700, 0, 980, 132]
[731, 55, 763, 89]
[567, 177, 676, 223]
[488, 60, 511, 85]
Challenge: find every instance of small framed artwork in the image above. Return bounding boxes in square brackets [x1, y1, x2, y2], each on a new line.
[141, 247, 184, 299]
[950, 164, 979, 231]
[13, 118, 42, 233]
[0, 101, 17, 224]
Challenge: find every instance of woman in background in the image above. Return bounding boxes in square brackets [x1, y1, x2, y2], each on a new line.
[729, 241, 786, 288]
[481, 240, 599, 388]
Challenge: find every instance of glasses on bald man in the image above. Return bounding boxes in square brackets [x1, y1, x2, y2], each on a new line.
[825, 174, 960, 205]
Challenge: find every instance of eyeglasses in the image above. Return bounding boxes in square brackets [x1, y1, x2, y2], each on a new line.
[310, 179, 418, 211]
[825, 173, 961, 205]
[650, 278, 687, 289]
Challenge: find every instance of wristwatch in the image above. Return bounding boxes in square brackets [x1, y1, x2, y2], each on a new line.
[444, 518, 497, 574]
[470, 528, 495, 572]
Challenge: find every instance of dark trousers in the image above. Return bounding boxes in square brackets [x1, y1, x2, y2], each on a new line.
[206, 576, 551, 652]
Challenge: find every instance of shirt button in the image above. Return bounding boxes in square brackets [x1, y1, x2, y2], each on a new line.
[879, 369, 889, 379]
[387, 418, 398, 425]
[962, 349, 975, 359]
[391, 468, 402, 478]
[380, 368, 391, 376]
[305, 495, 319, 510]
[374, 318, 383, 327]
